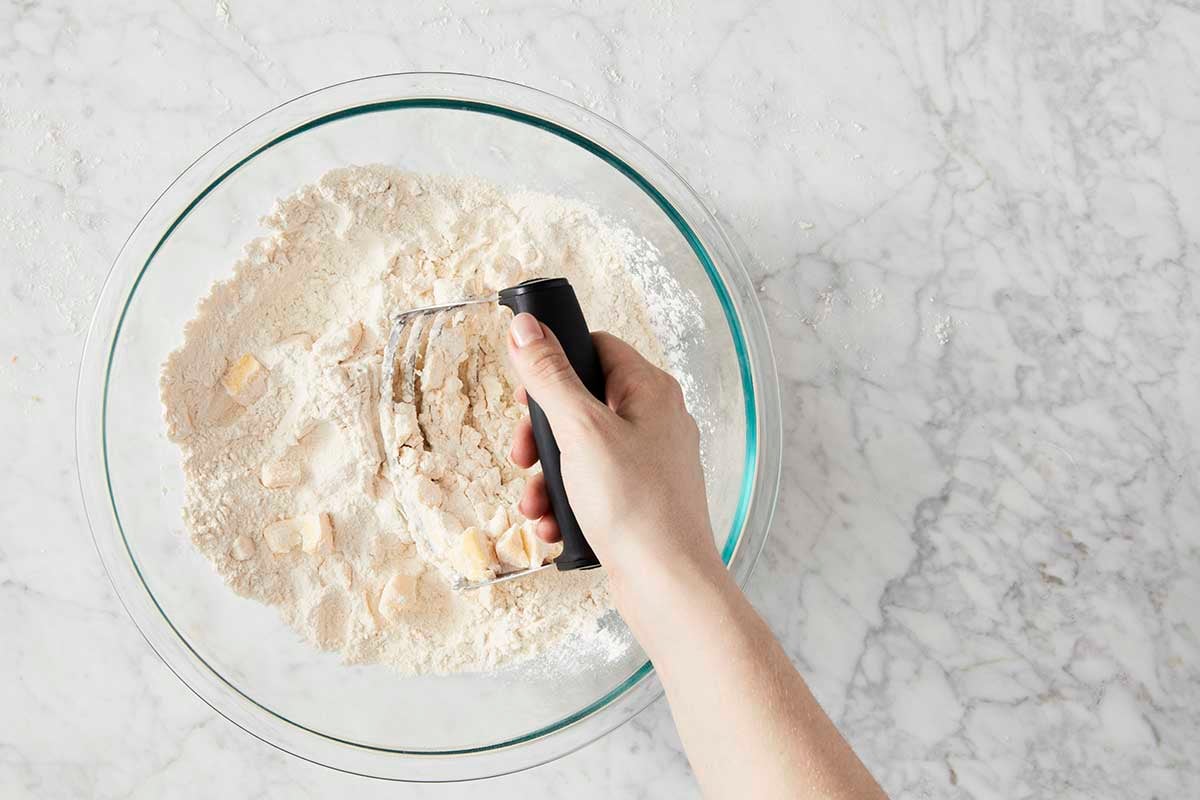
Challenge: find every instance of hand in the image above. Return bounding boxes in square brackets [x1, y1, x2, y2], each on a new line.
[505, 312, 724, 601]
[505, 311, 887, 800]
[506, 317, 888, 800]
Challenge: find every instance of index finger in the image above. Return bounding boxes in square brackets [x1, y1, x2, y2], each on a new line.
[592, 331, 654, 380]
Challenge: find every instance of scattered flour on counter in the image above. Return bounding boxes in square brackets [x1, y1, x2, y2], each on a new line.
[160, 165, 686, 674]
[934, 314, 955, 346]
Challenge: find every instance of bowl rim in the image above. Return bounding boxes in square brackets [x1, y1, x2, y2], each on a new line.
[75, 71, 782, 781]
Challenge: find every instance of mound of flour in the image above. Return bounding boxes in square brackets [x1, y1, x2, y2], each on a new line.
[159, 165, 676, 674]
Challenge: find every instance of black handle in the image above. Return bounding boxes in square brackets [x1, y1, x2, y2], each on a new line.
[498, 277, 603, 571]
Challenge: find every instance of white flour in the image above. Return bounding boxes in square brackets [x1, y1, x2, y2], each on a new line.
[160, 165, 677, 674]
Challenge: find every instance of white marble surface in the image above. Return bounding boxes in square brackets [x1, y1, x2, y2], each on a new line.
[4, 0, 1199, 796]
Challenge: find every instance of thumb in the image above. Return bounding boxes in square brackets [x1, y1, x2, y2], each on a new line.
[507, 312, 602, 430]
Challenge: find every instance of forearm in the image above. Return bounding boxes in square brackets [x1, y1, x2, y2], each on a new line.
[613, 558, 887, 800]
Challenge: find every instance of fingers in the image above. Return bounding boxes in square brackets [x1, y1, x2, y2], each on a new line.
[591, 330, 662, 417]
[508, 327, 651, 426]
[518, 473, 561, 543]
[518, 472, 552, 519]
[507, 314, 606, 432]
[508, 417, 538, 468]
[592, 331, 654, 380]
[535, 514, 561, 543]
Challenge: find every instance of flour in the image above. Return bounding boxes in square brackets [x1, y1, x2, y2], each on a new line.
[160, 165, 679, 674]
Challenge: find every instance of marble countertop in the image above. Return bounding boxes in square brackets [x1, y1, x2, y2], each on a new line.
[4, 0, 1198, 797]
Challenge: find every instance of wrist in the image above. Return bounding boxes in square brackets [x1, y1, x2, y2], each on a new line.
[606, 539, 735, 646]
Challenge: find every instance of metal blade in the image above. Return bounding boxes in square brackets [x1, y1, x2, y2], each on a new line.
[380, 294, 497, 470]
[450, 563, 555, 592]
[381, 292, 522, 591]
[394, 294, 498, 324]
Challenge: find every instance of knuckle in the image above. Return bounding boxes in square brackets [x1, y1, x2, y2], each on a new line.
[633, 364, 668, 391]
[657, 369, 686, 405]
[624, 366, 654, 392]
[527, 348, 574, 385]
[573, 402, 611, 439]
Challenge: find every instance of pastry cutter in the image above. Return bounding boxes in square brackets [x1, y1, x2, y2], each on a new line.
[381, 277, 604, 590]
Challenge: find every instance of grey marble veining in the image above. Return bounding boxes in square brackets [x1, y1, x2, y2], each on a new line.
[2, 0, 1198, 797]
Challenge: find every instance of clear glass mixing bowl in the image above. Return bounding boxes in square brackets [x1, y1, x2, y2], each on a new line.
[76, 73, 780, 781]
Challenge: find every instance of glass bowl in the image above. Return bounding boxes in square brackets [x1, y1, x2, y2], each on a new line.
[76, 73, 780, 781]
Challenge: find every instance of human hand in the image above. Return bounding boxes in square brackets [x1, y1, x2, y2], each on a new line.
[505, 312, 724, 601]
[506, 315, 888, 800]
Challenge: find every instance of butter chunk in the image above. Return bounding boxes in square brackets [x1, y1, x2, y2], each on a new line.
[230, 535, 256, 561]
[262, 513, 332, 556]
[263, 519, 301, 553]
[260, 457, 302, 489]
[299, 513, 334, 555]
[494, 524, 527, 570]
[220, 354, 268, 406]
[485, 506, 508, 538]
[523, 521, 564, 567]
[379, 574, 418, 620]
[455, 526, 497, 580]
[495, 522, 563, 570]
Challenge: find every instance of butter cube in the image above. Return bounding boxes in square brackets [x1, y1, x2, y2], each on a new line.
[262, 513, 332, 556]
[260, 457, 302, 489]
[485, 506, 508, 537]
[523, 521, 564, 567]
[455, 526, 497, 580]
[221, 354, 268, 406]
[230, 535, 256, 561]
[494, 522, 563, 570]
[494, 524, 527, 570]
[263, 519, 301, 553]
[299, 513, 334, 555]
[379, 574, 418, 620]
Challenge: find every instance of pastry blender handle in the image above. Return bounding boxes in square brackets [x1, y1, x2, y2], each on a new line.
[498, 277, 602, 571]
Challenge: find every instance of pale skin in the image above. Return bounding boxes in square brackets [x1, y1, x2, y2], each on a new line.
[506, 312, 888, 800]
